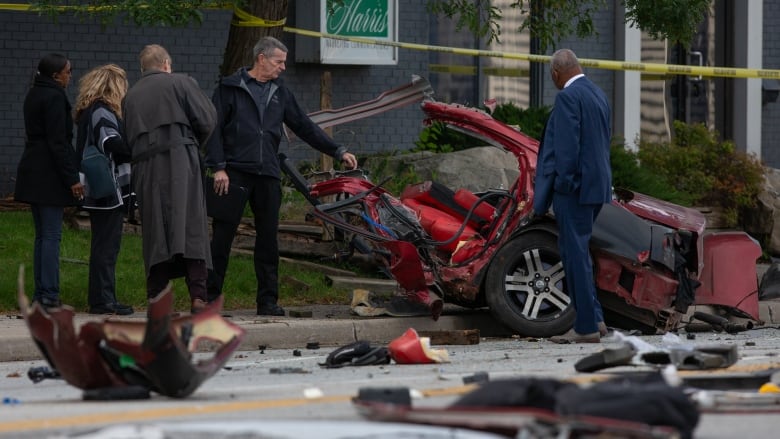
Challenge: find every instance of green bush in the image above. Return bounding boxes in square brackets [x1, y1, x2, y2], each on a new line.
[413, 102, 551, 153]
[610, 138, 696, 206]
[634, 121, 765, 227]
[364, 151, 424, 195]
[488, 103, 551, 140]
[413, 120, 482, 153]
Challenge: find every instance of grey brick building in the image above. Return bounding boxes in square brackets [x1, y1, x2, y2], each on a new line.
[1, 1, 778, 198]
[0, 1, 429, 197]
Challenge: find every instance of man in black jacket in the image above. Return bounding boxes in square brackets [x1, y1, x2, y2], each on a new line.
[205, 36, 357, 316]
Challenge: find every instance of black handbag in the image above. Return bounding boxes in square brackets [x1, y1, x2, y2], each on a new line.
[80, 118, 116, 199]
[81, 144, 116, 199]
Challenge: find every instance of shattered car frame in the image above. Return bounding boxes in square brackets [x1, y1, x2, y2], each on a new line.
[285, 75, 763, 337]
[18, 269, 245, 398]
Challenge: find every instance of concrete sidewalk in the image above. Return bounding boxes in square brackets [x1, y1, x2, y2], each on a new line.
[3, 299, 780, 364]
[0, 304, 515, 363]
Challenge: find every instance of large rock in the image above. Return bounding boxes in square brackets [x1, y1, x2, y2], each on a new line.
[365, 147, 519, 193]
[745, 168, 780, 255]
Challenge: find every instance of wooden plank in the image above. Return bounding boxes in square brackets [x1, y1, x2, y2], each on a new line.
[280, 256, 357, 277]
[278, 222, 324, 236]
[326, 275, 399, 293]
[417, 329, 481, 345]
[280, 275, 311, 291]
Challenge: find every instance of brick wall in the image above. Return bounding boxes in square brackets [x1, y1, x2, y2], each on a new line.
[541, 8, 616, 112]
[0, 1, 429, 197]
[2, 2, 777, 195]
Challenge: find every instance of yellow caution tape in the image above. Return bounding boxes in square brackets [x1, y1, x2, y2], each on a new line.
[0, 2, 115, 12]
[231, 7, 285, 28]
[2, 3, 777, 79]
[285, 27, 780, 80]
[0, 3, 31, 11]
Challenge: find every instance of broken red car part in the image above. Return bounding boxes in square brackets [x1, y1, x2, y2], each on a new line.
[18, 273, 245, 398]
[387, 328, 449, 364]
[287, 75, 764, 338]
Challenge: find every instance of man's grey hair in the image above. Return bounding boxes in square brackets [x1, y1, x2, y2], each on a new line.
[253, 36, 288, 59]
[550, 48, 580, 73]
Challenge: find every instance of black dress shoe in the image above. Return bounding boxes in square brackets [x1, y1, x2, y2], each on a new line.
[257, 303, 285, 316]
[549, 329, 600, 344]
[89, 303, 134, 315]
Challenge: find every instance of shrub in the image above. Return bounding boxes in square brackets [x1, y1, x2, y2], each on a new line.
[413, 102, 551, 153]
[610, 138, 696, 206]
[489, 103, 551, 140]
[413, 120, 483, 153]
[635, 121, 765, 227]
[364, 151, 424, 195]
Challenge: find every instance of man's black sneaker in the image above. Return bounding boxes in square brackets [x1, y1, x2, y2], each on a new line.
[89, 303, 134, 315]
[257, 303, 285, 316]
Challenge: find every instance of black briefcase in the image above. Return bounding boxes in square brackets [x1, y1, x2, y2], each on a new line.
[205, 176, 249, 224]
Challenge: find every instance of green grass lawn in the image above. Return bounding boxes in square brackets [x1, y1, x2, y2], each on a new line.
[1, 209, 354, 313]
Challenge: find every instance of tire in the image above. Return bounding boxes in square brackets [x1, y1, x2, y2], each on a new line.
[485, 231, 575, 337]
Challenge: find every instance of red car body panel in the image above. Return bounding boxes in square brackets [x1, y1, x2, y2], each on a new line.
[696, 232, 762, 319]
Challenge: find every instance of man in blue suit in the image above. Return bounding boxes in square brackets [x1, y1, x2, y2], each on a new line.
[533, 49, 613, 343]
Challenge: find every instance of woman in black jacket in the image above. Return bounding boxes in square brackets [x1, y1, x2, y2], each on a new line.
[74, 64, 134, 315]
[14, 53, 84, 310]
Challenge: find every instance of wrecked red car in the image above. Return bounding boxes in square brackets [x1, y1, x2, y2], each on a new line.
[283, 76, 762, 338]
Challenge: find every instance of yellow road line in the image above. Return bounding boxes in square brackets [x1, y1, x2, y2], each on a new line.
[0, 385, 476, 434]
[2, 363, 778, 433]
[0, 394, 347, 433]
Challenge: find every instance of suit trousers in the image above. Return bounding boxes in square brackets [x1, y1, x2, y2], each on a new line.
[208, 169, 281, 305]
[87, 207, 124, 307]
[553, 193, 604, 335]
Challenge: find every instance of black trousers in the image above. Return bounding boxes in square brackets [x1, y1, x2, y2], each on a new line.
[147, 256, 207, 301]
[208, 169, 281, 305]
[87, 207, 125, 307]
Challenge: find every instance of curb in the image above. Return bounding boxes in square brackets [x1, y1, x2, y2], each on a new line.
[3, 301, 779, 363]
[0, 309, 514, 363]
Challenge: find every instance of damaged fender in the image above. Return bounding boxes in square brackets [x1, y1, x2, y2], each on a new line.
[19, 272, 245, 398]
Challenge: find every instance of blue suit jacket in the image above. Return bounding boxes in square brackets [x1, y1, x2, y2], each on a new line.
[533, 76, 612, 214]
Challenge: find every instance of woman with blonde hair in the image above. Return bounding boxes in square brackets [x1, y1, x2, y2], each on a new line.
[74, 63, 134, 315]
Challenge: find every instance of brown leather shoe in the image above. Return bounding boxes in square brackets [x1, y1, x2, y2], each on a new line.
[549, 329, 600, 344]
[191, 298, 207, 315]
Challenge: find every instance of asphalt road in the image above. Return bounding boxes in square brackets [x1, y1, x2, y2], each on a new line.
[1, 327, 779, 438]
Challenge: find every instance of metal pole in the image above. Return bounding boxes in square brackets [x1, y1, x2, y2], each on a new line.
[529, 0, 544, 108]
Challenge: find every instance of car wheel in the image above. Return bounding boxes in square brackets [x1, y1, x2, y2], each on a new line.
[485, 231, 575, 337]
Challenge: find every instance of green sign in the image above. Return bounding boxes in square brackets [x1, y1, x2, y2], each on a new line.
[326, 0, 390, 37]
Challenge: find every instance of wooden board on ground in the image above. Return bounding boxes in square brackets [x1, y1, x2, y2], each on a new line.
[326, 275, 399, 293]
[280, 256, 356, 277]
[280, 275, 311, 291]
[417, 329, 480, 345]
[278, 222, 324, 236]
